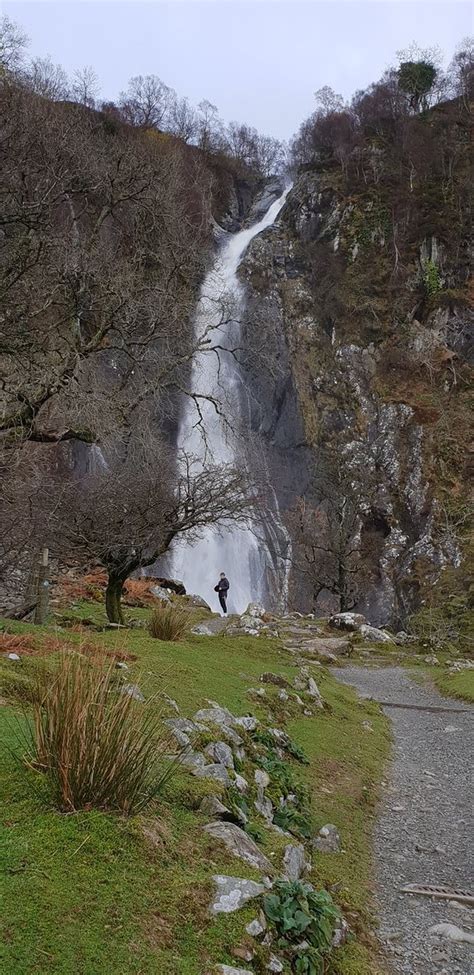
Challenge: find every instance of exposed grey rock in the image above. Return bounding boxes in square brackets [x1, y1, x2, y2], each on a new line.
[119, 683, 144, 702]
[329, 612, 366, 631]
[313, 824, 341, 853]
[307, 677, 323, 704]
[192, 763, 231, 785]
[255, 795, 274, 823]
[234, 773, 249, 793]
[216, 966, 254, 975]
[278, 689, 289, 701]
[203, 821, 273, 872]
[245, 602, 267, 618]
[429, 923, 474, 945]
[245, 915, 267, 937]
[170, 728, 190, 748]
[186, 593, 211, 610]
[115, 661, 129, 670]
[194, 706, 235, 726]
[150, 585, 171, 602]
[359, 624, 394, 643]
[332, 916, 350, 947]
[254, 769, 270, 788]
[199, 795, 232, 819]
[205, 741, 235, 769]
[283, 843, 310, 881]
[165, 717, 203, 735]
[234, 715, 258, 731]
[249, 686, 267, 698]
[266, 955, 284, 973]
[6, 652, 21, 661]
[191, 617, 228, 636]
[181, 750, 208, 769]
[210, 875, 266, 915]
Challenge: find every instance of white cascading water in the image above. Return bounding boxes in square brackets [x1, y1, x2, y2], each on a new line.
[170, 186, 291, 614]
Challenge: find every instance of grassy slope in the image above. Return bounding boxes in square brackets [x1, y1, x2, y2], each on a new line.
[0, 604, 390, 975]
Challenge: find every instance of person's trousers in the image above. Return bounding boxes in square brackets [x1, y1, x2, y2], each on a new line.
[218, 592, 227, 614]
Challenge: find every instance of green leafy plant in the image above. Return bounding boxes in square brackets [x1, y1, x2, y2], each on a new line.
[148, 603, 189, 641]
[23, 651, 179, 814]
[263, 881, 340, 975]
[252, 729, 309, 765]
[272, 804, 312, 840]
[258, 754, 297, 795]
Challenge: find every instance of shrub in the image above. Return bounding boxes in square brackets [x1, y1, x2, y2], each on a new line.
[24, 651, 178, 813]
[148, 603, 189, 642]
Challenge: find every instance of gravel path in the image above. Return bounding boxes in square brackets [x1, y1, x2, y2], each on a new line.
[332, 666, 473, 975]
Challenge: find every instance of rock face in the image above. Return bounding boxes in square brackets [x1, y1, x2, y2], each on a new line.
[210, 875, 267, 915]
[238, 119, 472, 626]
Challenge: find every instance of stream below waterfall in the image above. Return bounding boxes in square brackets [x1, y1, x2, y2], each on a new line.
[169, 185, 291, 614]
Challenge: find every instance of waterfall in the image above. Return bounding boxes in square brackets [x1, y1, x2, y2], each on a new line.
[170, 185, 291, 614]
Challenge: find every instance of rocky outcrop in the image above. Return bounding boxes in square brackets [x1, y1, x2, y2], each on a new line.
[238, 122, 472, 626]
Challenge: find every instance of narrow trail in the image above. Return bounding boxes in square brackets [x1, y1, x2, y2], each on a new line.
[332, 666, 473, 975]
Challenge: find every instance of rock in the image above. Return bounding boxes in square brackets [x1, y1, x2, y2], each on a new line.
[429, 923, 474, 944]
[293, 677, 307, 691]
[119, 683, 144, 702]
[248, 686, 267, 698]
[362, 720, 373, 731]
[234, 773, 249, 793]
[170, 728, 191, 748]
[295, 636, 351, 656]
[205, 742, 235, 769]
[6, 652, 21, 661]
[307, 677, 323, 704]
[216, 966, 254, 975]
[191, 618, 228, 636]
[283, 843, 310, 881]
[181, 751, 208, 769]
[424, 654, 440, 665]
[329, 612, 366, 631]
[395, 631, 416, 644]
[150, 585, 171, 602]
[193, 764, 231, 785]
[255, 795, 274, 823]
[231, 944, 254, 962]
[194, 706, 236, 727]
[255, 769, 270, 788]
[245, 915, 267, 937]
[267, 956, 284, 973]
[210, 875, 266, 915]
[115, 661, 129, 670]
[199, 796, 232, 819]
[165, 717, 203, 735]
[260, 673, 290, 687]
[313, 824, 341, 853]
[203, 821, 273, 872]
[359, 625, 393, 643]
[234, 715, 258, 731]
[278, 689, 289, 701]
[245, 602, 267, 619]
[186, 593, 211, 610]
[332, 916, 350, 947]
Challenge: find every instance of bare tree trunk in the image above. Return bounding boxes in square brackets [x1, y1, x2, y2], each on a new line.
[105, 573, 125, 625]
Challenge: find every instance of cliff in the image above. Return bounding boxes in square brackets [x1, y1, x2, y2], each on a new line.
[240, 98, 472, 629]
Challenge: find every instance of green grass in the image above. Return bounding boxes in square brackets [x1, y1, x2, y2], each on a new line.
[0, 607, 390, 975]
[421, 666, 474, 703]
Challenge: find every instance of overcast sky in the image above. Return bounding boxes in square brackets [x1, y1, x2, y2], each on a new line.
[4, 1, 472, 138]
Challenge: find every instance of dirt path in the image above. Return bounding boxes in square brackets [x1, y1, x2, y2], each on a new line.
[332, 666, 473, 975]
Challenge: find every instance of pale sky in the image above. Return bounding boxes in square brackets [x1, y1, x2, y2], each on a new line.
[3, 1, 472, 138]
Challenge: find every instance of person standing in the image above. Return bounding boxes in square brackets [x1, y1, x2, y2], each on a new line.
[214, 572, 230, 615]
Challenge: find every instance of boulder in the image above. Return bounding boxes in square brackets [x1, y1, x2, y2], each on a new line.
[283, 843, 310, 882]
[165, 717, 203, 735]
[289, 636, 350, 657]
[191, 618, 227, 636]
[210, 875, 266, 915]
[199, 795, 232, 819]
[245, 602, 267, 619]
[192, 764, 231, 786]
[245, 915, 267, 937]
[216, 966, 254, 975]
[260, 673, 290, 687]
[203, 821, 273, 873]
[205, 741, 235, 769]
[234, 715, 259, 731]
[313, 824, 341, 853]
[181, 750, 208, 769]
[329, 612, 366, 631]
[267, 956, 284, 973]
[150, 585, 171, 602]
[429, 923, 474, 944]
[186, 593, 211, 611]
[359, 624, 394, 643]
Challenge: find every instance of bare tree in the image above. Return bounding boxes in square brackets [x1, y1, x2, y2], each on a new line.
[119, 74, 173, 129]
[0, 14, 28, 75]
[71, 65, 100, 108]
[22, 55, 70, 100]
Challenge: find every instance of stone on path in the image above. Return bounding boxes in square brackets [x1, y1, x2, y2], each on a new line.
[210, 875, 266, 915]
[203, 821, 274, 873]
[429, 923, 474, 945]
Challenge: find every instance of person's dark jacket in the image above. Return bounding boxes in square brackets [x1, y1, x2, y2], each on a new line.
[214, 577, 229, 593]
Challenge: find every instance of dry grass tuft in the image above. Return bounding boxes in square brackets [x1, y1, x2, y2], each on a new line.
[24, 651, 178, 813]
[148, 604, 189, 642]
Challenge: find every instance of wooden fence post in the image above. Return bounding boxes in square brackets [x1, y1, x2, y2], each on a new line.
[34, 547, 50, 625]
